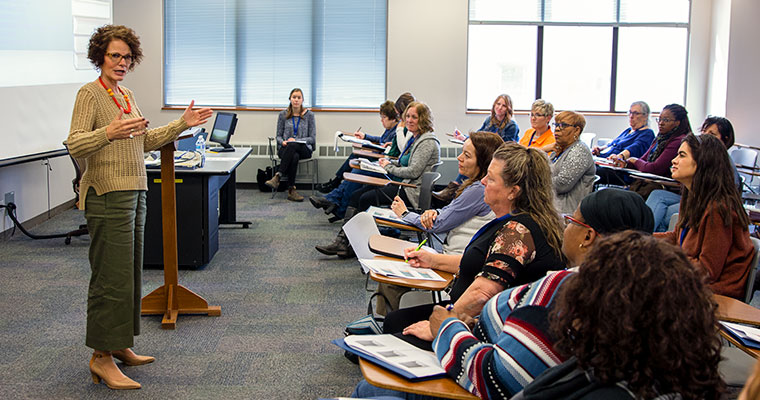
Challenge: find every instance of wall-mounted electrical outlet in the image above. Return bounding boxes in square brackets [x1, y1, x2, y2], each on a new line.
[4, 191, 14, 206]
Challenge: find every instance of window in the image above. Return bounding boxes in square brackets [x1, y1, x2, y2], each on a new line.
[467, 0, 690, 112]
[164, 0, 387, 109]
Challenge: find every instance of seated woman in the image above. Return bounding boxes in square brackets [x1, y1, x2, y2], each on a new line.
[647, 116, 741, 232]
[605, 104, 691, 190]
[374, 131, 503, 314]
[518, 99, 555, 151]
[310, 93, 416, 220]
[454, 94, 519, 143]
[265, 88, 316, 202]
[316, 92, 415, 193]
[655, 133, 754, 299]
[382, 142, 565, 349]
[593, 100, 654, 159]
[512, 231, 724, 399]
[436, 94, 519, 202]
[351, 189, 655, 399]
[550, 111, 595, 215]
[315, 101, 440, 258]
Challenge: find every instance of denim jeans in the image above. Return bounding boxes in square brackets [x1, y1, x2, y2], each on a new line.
[351, 378, 447, 400]
[646, 189, 681, 232]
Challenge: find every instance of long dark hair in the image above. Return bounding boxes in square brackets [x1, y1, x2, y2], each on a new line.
[551, 231, 724, 399]
[456, 131, 503, 198]
[679, 133, 749, 230]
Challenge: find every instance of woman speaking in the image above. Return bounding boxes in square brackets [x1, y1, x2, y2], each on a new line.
[67, 25, 212, 390]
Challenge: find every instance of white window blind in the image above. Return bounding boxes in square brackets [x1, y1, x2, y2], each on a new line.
[164, 0, 386, 108]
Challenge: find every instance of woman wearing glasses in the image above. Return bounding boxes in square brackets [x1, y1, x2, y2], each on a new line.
[593, 101, 654, 160]
[67, 25, 212, 390]
[518, 99, 555, 151]
[654, 134, 753, 299]
[550, 111, 596, 215]
[614, 104, 691, 178]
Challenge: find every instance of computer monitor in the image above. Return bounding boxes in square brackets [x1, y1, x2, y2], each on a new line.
[209, 112, 237, 152]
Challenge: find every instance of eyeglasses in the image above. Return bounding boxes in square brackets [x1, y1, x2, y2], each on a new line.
[530, 113, 549, 118]
[628, 111, 645, 116]
[563, 214, 594, 230]
[105, 52, 133, 64]
[553, 122, 577, 131]
[656, 117, 675, 123]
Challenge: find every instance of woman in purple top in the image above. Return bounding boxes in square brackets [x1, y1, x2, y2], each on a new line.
[614, 103, 691, 177]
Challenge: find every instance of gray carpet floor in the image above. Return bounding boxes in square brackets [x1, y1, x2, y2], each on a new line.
[0, 188, 369, 399]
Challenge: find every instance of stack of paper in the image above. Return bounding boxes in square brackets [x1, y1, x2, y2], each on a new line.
[358, 258, 445, 282]
[720, 321, 760, 349]
[336, 334, 446, 380]
[358, 159, 388, 175]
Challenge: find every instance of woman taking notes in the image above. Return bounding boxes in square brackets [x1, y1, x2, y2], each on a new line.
[384, 142, 565, 349]
[655, 134, 753, 299]
[67, 25, 211, 389]
[265, 88, 316, 202]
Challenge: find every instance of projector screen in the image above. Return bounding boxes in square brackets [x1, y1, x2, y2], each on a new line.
[0, 0, 111, 162]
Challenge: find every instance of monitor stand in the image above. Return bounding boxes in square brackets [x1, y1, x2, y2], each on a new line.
[210, 144, 235, 152]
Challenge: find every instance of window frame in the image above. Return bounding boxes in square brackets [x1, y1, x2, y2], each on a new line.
[466, 1, 691, 113]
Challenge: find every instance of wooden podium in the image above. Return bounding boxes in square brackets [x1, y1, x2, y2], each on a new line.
[141, 139, 221, 329]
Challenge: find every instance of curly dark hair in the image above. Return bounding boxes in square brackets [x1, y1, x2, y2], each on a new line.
[679, 133, 749, 231]
[87, 25, 143, 71]
[701, 115, 735, 148]
[550, 231, 724, 399]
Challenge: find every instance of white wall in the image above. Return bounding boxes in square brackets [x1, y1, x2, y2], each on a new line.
[4, 0, 758, 228]
[726, 0, 760, 146]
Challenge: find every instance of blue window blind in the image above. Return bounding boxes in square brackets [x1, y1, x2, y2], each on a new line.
[164, 0, 386, 108]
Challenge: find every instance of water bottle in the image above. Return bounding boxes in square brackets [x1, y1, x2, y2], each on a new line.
[195, 134, 206, 168]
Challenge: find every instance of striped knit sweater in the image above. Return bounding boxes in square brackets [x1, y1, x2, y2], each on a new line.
[67, 80, 188, 210]
[432, 270, 574, 399]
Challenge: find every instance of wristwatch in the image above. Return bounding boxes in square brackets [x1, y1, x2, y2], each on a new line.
[401, 210, 409, 218]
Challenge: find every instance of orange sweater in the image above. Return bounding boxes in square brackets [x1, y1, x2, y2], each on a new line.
[654, 203, 753, 299]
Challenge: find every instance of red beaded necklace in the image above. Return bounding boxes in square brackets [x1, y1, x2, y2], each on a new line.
[98, 77, 132, 114]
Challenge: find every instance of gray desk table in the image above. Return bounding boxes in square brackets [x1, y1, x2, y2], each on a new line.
[144, 148, 252, 268]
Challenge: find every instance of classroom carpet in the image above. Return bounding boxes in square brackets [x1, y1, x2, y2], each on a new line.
[0, 188, 369, 399]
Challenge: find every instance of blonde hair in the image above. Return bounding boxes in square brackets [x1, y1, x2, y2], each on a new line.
[490, 94, 514, 129]
[492, 142, 564, 260]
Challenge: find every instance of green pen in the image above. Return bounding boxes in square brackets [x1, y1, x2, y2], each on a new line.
[405, 238, 428, 263]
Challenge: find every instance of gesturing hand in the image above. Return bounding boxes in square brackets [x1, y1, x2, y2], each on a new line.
[106, 110, 149, 141]
[182, 100, 213, 127]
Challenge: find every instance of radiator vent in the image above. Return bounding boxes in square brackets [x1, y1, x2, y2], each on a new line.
[229, 143, 460, 159]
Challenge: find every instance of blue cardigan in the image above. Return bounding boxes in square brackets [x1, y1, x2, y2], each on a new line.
[478, 115, 519, 142]
[599, 127, 654, 158]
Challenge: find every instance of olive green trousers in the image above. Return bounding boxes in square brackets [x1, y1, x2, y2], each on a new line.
[84, 188, 146, 351]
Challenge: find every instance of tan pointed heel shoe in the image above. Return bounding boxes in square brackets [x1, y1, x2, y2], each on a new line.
[89, 353, 141, 390]
[112, 348, 155, 366]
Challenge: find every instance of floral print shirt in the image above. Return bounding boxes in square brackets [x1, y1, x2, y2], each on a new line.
[477, 220, 537, 287]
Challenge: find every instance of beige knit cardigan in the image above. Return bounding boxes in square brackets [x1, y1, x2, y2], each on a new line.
[67, 81, 188, 210]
